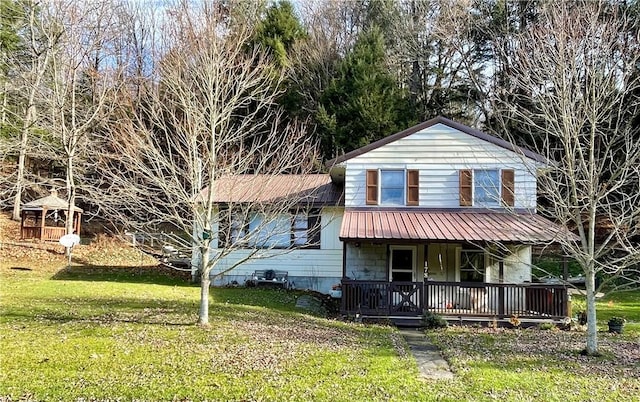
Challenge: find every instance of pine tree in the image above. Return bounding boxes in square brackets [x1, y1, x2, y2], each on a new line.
[317, 25, 414, 159]
[252, 0, 306, 69]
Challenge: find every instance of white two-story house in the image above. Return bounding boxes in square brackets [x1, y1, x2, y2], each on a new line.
[204, 116, 571, 323]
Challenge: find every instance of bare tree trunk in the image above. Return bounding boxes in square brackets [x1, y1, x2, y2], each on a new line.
[11, 2, 56, 220]
[481, 1, 640, 355]
[198, 244, 211, 325]
[98, 1, 320, 326]
[585, 267, 598, 355]
[65, 154, 75, 256]
[1, 81, 7, 125]
[12, 71, 40, 221]
[12, 121, 29, 220]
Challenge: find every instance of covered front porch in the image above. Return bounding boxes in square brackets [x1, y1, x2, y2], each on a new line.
[338, 209, 572, 323]
[340, 280, 569, 322]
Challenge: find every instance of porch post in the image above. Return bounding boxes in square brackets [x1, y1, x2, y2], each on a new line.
[342, 241, 347, 279]
[20, 210, 24, 240]
[498, 260, 505, 316]
[40, 208, 46, 241]
[75, 211, 81, 235]
[562, 257, 569, 280]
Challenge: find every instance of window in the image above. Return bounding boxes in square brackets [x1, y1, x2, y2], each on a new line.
[380, 170, 405, 205]
[229, 215, 246, 244]
[293, 213, 321, 248]
[460, 249, 485, 282]
[219, 209, 320, 249]
[459, 169, 515, 207]
[218, 208, 247, 248]
[248, 213, 291, 248]
[366, 169, 419, 206]
[390, 246, 416, 281]
[474, 169, 500, 206]
[292, 214, 308, 246]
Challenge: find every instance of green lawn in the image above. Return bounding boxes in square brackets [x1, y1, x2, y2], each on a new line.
[1, 261, 639, 401]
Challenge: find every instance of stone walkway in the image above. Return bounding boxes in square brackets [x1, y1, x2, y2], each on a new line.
[399, 329, 454, 380]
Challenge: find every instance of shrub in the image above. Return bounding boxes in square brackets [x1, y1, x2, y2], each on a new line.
[539, 322, 555, 331]
[422, 312, 448, 329]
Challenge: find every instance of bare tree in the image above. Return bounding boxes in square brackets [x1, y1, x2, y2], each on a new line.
[100, 1, 320, 325]
[2, 0, 61, 220]
[39, 0, 122, 247]
[489, 2, 640, 355]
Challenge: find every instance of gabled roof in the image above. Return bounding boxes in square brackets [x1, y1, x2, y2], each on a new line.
[340, 208, 574, 243]
[326, 116, 547, 166]
[22, 191, 83, 212]
[197, 174, 344, 206]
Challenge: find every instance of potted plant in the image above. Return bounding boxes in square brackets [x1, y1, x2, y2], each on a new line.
[607, 316, 625, 334]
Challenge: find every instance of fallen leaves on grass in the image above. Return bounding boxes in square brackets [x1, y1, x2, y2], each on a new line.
[431, 327, 640, 379]
[230, 316, 361, 352]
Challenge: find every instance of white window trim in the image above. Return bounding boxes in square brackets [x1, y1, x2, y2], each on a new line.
[472, 169, 501, 207]
[389, 245, 417, 282]
[457, 247, 488, 283]
[379, 168, 406, 206]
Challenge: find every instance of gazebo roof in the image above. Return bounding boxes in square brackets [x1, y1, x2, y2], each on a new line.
[22, 190, 83, 212]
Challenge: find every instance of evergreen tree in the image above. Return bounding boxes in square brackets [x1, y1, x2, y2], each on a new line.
[317, 25, 414, 159]
[250, 1, 308, 116]
[0, 0, 26, 138]
[252, 0, 306, 68]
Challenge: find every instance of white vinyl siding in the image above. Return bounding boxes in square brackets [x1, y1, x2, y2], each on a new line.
[342, 123, 538, 209]
[207, 207, 344, 293]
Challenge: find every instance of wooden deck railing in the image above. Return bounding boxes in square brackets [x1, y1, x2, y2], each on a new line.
[341, 280, 568, 319]
[21, 226, 67, 242]
[42, 227, 66, 242]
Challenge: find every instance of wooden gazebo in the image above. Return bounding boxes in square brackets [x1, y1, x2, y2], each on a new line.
[20, 190, 82, 242]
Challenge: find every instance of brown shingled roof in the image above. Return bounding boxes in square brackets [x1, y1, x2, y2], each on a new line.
[340, 208, 571, 243]
[198, 174, 343, 205]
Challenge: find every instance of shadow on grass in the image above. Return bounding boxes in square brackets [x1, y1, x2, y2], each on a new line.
[2, 292, 312, 327]
[52, 263, 192, 286]
[48, 265, 332, 318]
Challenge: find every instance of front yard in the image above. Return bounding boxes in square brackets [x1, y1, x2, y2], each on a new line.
[1, 252, 638, 401]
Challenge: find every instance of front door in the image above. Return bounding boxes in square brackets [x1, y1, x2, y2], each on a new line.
[389, 245, 421, 315]
[389, 245, 416, 281]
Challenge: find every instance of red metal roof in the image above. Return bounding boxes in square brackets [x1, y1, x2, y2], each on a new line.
[340, 209, 571, 243]
[198, 174, 343, 205]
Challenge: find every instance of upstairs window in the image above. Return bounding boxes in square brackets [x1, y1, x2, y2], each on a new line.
[474, 169, 500, 206]
[459, 169, 515, 207]
[380, 170, 405, 205]
[366, 169, 419, 206]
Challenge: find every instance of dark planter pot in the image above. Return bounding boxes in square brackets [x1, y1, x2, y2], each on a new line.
[608, 323, 624, 334]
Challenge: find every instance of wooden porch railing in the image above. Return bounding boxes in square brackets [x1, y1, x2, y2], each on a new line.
[341, 280, 569, 320]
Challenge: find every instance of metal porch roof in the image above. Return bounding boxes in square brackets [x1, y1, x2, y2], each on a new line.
[339, 209, 571, 243]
